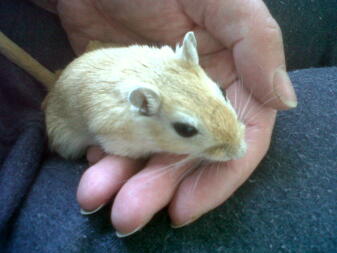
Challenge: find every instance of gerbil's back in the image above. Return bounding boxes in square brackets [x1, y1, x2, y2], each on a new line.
[45, 45, 178, 128]
[53, 45, 176, 94]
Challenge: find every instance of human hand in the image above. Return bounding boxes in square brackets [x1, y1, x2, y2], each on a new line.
[45, 0, 296, 236]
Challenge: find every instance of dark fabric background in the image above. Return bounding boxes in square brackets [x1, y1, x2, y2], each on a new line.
[265, 0, 337, 69]
[0, 0, 336, 252]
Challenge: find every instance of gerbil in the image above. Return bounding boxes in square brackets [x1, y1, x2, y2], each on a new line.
[0, 31, 247, 162]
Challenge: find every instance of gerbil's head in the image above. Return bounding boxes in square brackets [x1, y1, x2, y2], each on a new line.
[125, 32, 247, 161]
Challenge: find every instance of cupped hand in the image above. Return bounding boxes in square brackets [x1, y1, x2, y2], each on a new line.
[48, 0, 297, 236]
[79, 85, 276, 237]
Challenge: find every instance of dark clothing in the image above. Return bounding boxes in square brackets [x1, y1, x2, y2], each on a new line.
[0, 0, 336, 252]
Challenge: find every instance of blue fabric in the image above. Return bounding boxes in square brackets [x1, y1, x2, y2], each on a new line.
[0, 0, 336, 252]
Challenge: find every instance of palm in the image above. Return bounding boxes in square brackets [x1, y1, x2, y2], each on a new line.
[55, 0, 292, 234]
[58, 0, 193, 49]
[58, 0, 234, 87]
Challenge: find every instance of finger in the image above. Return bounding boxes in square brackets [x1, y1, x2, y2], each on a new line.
[200, 49, 236, 87]
[192, 28, 237, 86]
[193, 27, 223, 55]
[58, 1, 150, 54]
[86, 146, 106, 165]
[111, 154, 195, 237]
[169, 87, 276, 227]
[180, 0, 297, 110]
[77, 155, 142, 212]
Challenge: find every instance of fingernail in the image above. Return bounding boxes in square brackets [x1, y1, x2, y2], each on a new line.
[170, 215, 199, 229]
[115, 225, 144, 238]
[80, 204, 105, 215]
[273, 68, 297, 108]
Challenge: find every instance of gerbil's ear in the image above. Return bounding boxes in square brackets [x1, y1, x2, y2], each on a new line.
[128, 86, 161, 116]
[175, 31, 199, 65]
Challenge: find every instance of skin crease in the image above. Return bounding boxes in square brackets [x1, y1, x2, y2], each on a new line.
[33, 0, 297, 235]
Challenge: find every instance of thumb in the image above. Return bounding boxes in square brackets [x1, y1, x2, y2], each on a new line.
[181, 0, 298, 110]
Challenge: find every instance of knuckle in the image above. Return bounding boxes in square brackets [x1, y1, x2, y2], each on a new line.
[262, 17, 282, 40]
[257, 17, 283, 49]
[265, 17, 282, 34]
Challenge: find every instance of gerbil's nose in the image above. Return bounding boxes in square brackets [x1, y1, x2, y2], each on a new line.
[204, 139, 247, 162]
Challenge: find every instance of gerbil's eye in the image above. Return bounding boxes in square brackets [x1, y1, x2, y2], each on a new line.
[220, 87, 227, 100]
[172, 122, 198, 138]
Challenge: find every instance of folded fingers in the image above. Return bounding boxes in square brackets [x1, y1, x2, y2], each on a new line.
[77, 154, 143, 212]
[110, 154, 195, 237]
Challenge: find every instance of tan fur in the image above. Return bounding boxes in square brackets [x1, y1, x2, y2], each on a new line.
[0, 30, 246, 161]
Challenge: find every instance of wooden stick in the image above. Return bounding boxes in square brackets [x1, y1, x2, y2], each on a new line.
[0, 31, 56, 89]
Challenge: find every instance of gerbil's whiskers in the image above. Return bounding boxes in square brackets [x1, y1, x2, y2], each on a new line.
[190, 162, 207, 194]
[141, 156, 197, 184]
[237, 74, 246, 120]
[244, 95, 278, 122]
[241, 88, 274, 118]
[215, 161, 223, 179]
[246, 138, 255, 144]
[175, 159, 202, 187]
[234, 78, 238, 112]
[238, 87, 253, 122]
[188, 159, 227, 195]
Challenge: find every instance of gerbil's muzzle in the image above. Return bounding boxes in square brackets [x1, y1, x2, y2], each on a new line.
[203, 139, 247, 162]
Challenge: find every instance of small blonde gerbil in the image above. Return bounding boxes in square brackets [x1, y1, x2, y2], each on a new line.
[0, 31, 247, 162]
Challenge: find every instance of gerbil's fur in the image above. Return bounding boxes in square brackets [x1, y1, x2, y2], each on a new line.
[0, 31, 247, 162]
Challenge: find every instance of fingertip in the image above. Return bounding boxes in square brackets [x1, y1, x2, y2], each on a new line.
[273, 68, 298, 109]
[80, 204, 105, 215]
[169, 197, 205, 229]
[167, 175, 204, 229]
[111, 189, 152, 236]
[170, 215, 201, 229]
[253, 67, 298, 110]
[235, 67, 298, 111]
[76, 164, 109, 210]
[115, 225, 145, 238]
[77, 155, 140, 211]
